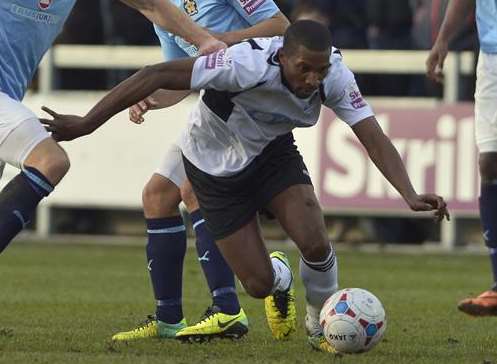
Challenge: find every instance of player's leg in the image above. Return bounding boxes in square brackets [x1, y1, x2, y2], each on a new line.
[267, 184, 337, 352]
[180, 180, 241, 317]
[178, 155, 296, 342]
[257, 133, 336, 350]
[177, 215, 294, 341]
[458, 52, 497, 316]
[0, 94, 69, 250]
[113, 146, 187, 341]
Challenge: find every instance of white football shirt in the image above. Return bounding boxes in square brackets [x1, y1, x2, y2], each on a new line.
[179, 36, 374, 176]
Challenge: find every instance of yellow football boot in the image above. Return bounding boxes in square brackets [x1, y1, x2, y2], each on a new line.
[112, 315, 187, 341]
[264, 251, 297, 340]
[305, 307, 338, 354]
[176, 306, 248, 342]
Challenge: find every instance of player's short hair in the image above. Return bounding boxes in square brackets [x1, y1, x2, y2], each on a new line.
[282, 20, 332, 54]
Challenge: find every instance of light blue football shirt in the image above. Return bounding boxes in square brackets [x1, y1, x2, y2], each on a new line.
[154, 0, 280, 61]
[476, 0, 497, 54]
[0, 0, 76, 101]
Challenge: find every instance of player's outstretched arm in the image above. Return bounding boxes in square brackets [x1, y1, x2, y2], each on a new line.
[119, 0, 226, 54]
[41, 58, 196, 141]
[216, 12, 289, 46]
[129, 90, 191, 124]
[426, 0, 475, 83]
[352, 116, 450, 222]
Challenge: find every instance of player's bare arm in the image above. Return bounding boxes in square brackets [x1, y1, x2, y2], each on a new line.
[119, 0, 226, 54]
[41, 58, 196, 141]
[129, 90, 191, 124]
[215, 12, 289, 46]
[352, 116, 450, 221]
[426, 0, 475, 82]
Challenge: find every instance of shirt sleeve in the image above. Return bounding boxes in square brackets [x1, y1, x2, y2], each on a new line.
[227, 0, 280, 25]
[154, 24, 189, 61]
[322, 54, 374, 126]
[190, 41, 267, 92]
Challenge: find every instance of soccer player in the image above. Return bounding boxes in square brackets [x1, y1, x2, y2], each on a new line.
[0, 0, 227, 249]
[427, 0, 497, 316]
[41, 21, 449, 352]
[114, 1, 289, 342]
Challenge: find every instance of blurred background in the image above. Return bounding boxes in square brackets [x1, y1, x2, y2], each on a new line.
[8, 0, 484, 249]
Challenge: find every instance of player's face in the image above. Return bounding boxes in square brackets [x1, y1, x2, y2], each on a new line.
[280, 45, 331, 98]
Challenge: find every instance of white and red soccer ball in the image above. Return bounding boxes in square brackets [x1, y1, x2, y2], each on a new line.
[320, 288, 386, 354]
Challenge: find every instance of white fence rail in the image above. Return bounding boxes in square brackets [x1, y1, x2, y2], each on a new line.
[39, 45, 475, 102]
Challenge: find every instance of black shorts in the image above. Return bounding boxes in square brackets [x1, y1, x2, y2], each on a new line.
[183, 132, 313, 240]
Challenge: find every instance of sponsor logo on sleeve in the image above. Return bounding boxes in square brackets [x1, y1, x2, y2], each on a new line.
[205, 49, 231, 69]
[348, 83, 367, 109]
[38, 0, 52, 10]
[238, 0, 266, 15]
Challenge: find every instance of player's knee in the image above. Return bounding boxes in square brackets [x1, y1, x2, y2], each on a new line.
[479, 153, 497, 183]
[300, 240, 331, 263]
[37, 148, 70, 184]
[142, 178, 181, 216]
[242, 274, 274, 298]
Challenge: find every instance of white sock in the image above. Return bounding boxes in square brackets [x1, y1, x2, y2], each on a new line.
[271, 257, 292, 292]
[305, 304, 322, 335]
[299, 244, 338, 308]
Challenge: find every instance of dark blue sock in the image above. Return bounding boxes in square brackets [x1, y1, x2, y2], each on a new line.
[191, 209, 240, 315]
[0, 167, 53, 252]
[480, 182, 497, 289]
[146, 216, 186, 324]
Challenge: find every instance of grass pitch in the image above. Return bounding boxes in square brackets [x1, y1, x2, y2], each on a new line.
[0, 242, 496, 364]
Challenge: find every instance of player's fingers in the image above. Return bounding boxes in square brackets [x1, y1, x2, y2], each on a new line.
[129, 110, 140, 123]
[138, 101, 149, 112]
[41, 106, 59, 118]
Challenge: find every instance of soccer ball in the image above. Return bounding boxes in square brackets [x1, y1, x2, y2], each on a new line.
[320, 288, 386, 354]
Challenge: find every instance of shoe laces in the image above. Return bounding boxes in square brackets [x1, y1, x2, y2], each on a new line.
[195, 306, 221, 326]
[133, 315, 156, 332]
[272, 290, 294, 318]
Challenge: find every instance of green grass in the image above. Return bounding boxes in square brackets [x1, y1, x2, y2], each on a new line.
[1, 242, 497, 364]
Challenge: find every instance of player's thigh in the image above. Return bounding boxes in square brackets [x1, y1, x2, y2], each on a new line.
[0, 92, 52, 170]
[143, 143, 185, 217]
[475, 51, 497, 168]
[479, 152, 497, 182]
[268, 184, 330, 261]
[216, 216, 274, 298]
[155, 143, 187, 189]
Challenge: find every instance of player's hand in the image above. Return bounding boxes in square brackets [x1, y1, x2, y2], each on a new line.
[426, 40, 449, 83]
[209, 31, 234, 47]
[406, 193, 450, 222]
[39, 106, 92, 141]
[129, 96, 158, 124]
[197, 35, 227, 56]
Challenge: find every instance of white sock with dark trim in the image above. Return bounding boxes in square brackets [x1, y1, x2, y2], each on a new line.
[300, 245, 338, 311]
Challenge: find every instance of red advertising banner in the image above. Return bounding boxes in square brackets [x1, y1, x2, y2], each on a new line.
[318, 104, 478, 214]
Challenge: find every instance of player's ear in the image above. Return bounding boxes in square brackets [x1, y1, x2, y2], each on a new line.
[278, 49, 288, 65]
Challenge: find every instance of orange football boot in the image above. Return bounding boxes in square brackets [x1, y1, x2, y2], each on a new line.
[458, 290, 497, 316]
